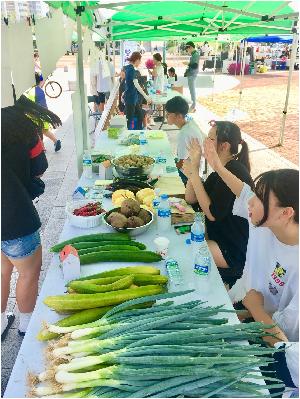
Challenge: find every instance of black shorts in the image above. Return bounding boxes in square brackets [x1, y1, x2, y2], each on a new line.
[94, 92, 109, 104]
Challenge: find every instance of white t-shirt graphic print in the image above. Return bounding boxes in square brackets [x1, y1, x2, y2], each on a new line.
[228, 183, 299, 341]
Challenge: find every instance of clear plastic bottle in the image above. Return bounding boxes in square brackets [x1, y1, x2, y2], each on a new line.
[191, 212, 205, 258]
[82, 150, 92, 179]
[157, 194, 171, 233]
[194, 241, 211, 278]
[165, 258, 183, 287]
[139, 131, 149, 156]
[152, 188, 161, 215]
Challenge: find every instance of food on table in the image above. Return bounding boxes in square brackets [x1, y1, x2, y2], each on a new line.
[77, 244, 142, 255]
[136, 188, 155, 203]
[107, 177, 158, 195]
[106, 212, 128, 228]
[138, 208, 152, 224]
[43, 285, 164, 311]
[33, 290, 283, 398]
[114, 154, 154, 168]
[143, 194, 155, 208]
[72, 202, 105, 217]
[92, 154, 111, 163]
[75, 266, 161, 279]
[126, 216, 144, 228]
[112, 189, 135, 206]
[79, 250, 162, 265]
[107, 127, 122, 139]
[120, 133, 140, 146]
[120, 198, 140, 217]
[50, 232, 130, 253]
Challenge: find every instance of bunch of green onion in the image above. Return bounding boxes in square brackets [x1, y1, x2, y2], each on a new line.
[29, 290, 285, 398]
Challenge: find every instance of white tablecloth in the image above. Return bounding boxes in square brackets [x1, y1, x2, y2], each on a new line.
[4, 133, 266, 398]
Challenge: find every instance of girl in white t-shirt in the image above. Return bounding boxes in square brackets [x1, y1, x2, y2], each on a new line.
[204, 138, 299, 346]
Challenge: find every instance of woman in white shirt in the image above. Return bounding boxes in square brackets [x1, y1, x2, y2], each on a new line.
[204, 138, 299, 346]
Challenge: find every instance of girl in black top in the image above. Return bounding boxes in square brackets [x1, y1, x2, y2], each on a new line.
[183, 121, 254, 286]
[1, 95, 61, 338]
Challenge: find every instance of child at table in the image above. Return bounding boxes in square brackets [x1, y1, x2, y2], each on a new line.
[204, 138, 299, 346]
[165, 96, 205, 186]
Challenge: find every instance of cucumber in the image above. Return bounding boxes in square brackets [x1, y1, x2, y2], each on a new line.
[69, 276, 134, 294]
[44, 285, 165, 311]
[75, 266, 161, 281]
[76, 274, 168, 287]
[51, 241, 146, 252]
[66, 276, 122, 287]
[133, 274, 168, 286]
[79, 251, 162, 265]
[77, 245, 141, 256]
[50, 233, 130, 253]
[36, 307, 112, 341]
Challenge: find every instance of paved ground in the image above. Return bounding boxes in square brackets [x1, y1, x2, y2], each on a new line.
[1, 60, 297, 396]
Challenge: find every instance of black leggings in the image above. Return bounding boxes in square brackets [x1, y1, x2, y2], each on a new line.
[125, 103, 143, 130]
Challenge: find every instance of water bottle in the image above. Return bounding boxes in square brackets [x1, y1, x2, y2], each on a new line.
[139, 131, 149, 156]
[82, 150, 92, 179]
[152, 188, 161, 214]
[165, 258, 183, 287]
[194, 241, 211, 278]
[191, 212, 205, 258]
[157, 194, 171, 233]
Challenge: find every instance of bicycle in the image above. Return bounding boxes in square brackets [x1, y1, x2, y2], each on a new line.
[44, 75, 62, 98]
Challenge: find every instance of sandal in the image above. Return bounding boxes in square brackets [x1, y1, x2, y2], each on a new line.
[1, 313, 15, 341]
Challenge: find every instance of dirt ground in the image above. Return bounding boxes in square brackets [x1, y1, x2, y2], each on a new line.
[199, 71, 299, 165]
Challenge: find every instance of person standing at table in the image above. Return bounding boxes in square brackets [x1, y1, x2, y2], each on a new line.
[96, 55, 115, 113]
[183, 121, 254, 287]
[183, 41, 200, 113]
[165, 96, 205, 186]
[124, 51, 151, 130]
[1, 95, 61, 339]
[149, 53, 165, 92]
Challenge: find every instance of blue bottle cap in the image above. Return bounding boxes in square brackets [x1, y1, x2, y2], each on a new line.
[186, 238, 191, 245]
[160, 194, 168, 200]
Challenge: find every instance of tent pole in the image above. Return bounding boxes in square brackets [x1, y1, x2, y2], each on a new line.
[76, 13, 89, 154]
[120, 40, 124, 67]
[278, 32, 298, 146]
[113, 40, 116, 71]
[163, 41, 166, 63]
[234, 42, 238, 76]
[211, 40, 218, 101]
[238, 40, 247, 108]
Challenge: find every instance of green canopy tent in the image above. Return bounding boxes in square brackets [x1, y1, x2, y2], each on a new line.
[46, 1, 298, 172]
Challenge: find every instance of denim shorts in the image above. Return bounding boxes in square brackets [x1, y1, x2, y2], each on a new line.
[1, 231, 41, 259]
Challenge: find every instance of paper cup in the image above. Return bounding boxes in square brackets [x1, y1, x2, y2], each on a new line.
[154, 236, 170, 259]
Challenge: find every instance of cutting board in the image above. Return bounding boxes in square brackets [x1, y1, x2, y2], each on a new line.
[154, 176, 185, 198]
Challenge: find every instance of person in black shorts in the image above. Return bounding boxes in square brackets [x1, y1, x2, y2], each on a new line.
[184, 121, 254, 287]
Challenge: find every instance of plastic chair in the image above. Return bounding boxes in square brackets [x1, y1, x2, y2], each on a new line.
[87, 96, 102, 134]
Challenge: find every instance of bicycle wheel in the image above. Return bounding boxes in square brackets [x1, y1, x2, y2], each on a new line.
[45, 80, 62, 98]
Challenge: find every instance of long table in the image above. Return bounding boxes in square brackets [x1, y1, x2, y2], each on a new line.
[4, 133, 266, 398]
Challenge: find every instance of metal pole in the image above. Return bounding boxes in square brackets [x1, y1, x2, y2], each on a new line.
[234, 42, 238, 76]
[238, 40, 247, 108]
[76, 13, 89, 153]
[163, 41, 166, 63]
[278, 32, 298, 146]
[112, 40, 116, 71]
[211, 40, 218, 101]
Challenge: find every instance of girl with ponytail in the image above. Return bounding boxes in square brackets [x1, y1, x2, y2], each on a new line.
[184, 120, 254, 287]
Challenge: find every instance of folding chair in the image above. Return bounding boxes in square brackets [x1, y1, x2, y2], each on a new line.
[87, 96, 102, 134]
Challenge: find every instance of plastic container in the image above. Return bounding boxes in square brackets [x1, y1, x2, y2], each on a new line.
[82, 150, 92, 179]
[194, 242, 211, 278]
[66, 200, 104, 228]
[157, 194, 171, 233]
[191, 212, 205, 259]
